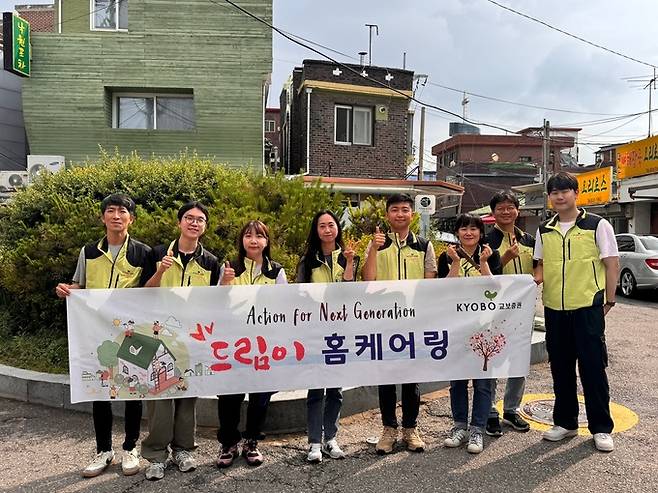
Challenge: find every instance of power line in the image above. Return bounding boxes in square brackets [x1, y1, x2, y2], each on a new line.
[426, 81, 628, 116]
[486, 0, 657, 69]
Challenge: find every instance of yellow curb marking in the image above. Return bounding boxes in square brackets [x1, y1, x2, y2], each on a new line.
[495, 393, 638, 436]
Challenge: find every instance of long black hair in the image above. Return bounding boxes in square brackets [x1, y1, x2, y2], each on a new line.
[237, 220, 271, 266]
[298, 210, 344, 282]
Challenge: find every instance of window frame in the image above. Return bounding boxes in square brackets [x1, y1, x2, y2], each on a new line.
[90, 0, 128, 32]
[334, 104, 373, 146]
[112, 92, 196, 131]
[265, 120, 276, 133]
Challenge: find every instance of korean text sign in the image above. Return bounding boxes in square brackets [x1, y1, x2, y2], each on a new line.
[67, 276, 537, 403]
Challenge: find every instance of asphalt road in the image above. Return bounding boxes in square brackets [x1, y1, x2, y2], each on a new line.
[1, 293, 656, 493]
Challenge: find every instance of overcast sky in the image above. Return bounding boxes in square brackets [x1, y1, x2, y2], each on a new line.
[3, 0, 658, 165]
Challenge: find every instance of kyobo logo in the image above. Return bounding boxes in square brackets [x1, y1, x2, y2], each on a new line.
[456, 290, 500, 312]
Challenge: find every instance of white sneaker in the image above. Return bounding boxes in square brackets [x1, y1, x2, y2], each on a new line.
[172, 449, 197, 472]
[307, 443, 322, 463]
[466, 430, 484, 454]
[82, 450, 115, 478]
[322, 438, 346, 459]
[145, 461, 166, 481]
[444, 427, 468, 448]
[542, 425, 578, 442]
[121, 448, 140, 476]
[593, 433, 614, 452]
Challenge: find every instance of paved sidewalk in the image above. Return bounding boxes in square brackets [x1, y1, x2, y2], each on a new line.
[1, 296, 655, 493]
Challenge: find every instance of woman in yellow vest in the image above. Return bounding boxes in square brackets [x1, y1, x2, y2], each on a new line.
[437, 213, 501, 455]
[140, 201, 220, 481]
[296, 210, 358, 463]
[216, 220, 287, 468]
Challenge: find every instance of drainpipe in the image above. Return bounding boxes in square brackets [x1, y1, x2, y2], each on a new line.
[58, 0, 62, 33]
[305, 87, 312, 175]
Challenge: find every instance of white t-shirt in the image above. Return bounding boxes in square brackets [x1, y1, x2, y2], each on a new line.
[533, 217, 618, 260]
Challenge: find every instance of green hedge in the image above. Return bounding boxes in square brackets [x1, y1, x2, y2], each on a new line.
[0, 151, 343, 336]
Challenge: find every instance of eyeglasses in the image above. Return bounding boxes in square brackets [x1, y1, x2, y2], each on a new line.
[183, 215, 207, 225]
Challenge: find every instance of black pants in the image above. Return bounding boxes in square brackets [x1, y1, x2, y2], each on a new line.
[216, 393, 273, 447]
[378, 383, 420, 429]
[93, 400, 142, 453]
[545, 305, 614, 434]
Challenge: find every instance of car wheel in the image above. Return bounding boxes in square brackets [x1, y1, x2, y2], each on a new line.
[620, 270, 637, 297]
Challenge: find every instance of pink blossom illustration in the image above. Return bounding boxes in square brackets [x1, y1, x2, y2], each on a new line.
[469, 329, 506, 371]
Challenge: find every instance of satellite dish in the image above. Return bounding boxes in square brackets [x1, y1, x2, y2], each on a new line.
[449, 160, 456, 168]
[491, 153, 499, 162]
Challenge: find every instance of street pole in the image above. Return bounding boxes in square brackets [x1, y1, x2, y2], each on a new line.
[542, 119, 550, 220]
[418, 106, 426, 181]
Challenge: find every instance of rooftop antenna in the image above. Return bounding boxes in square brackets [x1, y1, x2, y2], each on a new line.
[461, 91, 470, 121]
[365, 24, 379, 66]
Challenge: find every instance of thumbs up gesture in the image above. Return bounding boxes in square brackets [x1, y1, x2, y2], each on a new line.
[221, 260, 236, 285]
[158, 249, 175, 273]
[373, 225, 386, 248]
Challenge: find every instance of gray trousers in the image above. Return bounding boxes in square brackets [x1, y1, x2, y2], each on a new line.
[307, 388, 343, 444]
[489, 377, 526, 418]
[141, 397, 198, 463]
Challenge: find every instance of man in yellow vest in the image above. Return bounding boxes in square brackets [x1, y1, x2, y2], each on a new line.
[363, 193, 437, 455]
[485, 190, 536, 436]
[141, 201, 220, 480]
[55, 194, 151, 477]
[534, 172, 619, 452]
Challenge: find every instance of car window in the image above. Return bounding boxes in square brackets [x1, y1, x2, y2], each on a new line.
[616, 236, 635, 252]
[639, 236, 658, 251]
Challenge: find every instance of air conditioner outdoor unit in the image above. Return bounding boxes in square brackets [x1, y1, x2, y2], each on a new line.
[0, 171, 29, 192]
[27, 155, 65, 183]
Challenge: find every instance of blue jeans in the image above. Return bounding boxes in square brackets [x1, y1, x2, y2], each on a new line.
[489, 377, 526, 418]
[449, 379, 493, 431]
[307, 388, 343, 444]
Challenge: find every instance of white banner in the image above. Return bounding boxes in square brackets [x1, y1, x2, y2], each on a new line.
[67, 276, 537, 403]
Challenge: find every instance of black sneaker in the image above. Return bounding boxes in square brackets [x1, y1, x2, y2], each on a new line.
[502, 412, 530, 432]
[485, 417, 503, 437]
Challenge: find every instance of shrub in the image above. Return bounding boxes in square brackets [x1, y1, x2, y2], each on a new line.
[0, 151, 343, 336]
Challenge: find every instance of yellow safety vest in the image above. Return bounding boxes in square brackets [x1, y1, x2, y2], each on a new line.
[539, 209, 606, 310]
[376, 232, 429, 281]
[84, 235, 150, 289]
[153, 240, 219, 287]
[487, 225, 535, 275]
[229, 256, 283, 285]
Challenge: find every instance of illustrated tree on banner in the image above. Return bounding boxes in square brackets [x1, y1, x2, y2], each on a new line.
[469, 329, 506, 371]
[97, 340, 120, 379]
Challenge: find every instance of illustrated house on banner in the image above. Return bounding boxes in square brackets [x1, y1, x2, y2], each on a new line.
[116, 333, 177, 395]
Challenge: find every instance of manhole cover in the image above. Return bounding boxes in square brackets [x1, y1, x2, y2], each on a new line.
[520, 398, 588, 427]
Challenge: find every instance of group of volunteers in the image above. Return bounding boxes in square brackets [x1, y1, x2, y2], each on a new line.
[55, 170, 619, 480]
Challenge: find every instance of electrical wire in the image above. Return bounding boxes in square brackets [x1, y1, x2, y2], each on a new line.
[486, 0, 657, 69]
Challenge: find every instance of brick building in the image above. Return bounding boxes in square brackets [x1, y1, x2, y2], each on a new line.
[432, 127, 578, 212]
[279, 59, 414, 179]
[264, 107, 280, 170]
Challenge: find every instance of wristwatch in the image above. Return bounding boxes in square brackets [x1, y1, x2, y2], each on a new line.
[605, 301, 616, 307]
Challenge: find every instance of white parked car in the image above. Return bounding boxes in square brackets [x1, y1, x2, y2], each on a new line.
[615, 234, 658, 297]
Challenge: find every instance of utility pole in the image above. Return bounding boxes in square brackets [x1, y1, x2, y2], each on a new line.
[645, 67, 657, 137]
[365, 24, 378, 66]
[418, 107, 426, 181]
[542, 119, 551, 220]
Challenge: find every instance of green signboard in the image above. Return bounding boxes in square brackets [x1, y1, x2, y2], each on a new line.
[2, 12, 31, 77]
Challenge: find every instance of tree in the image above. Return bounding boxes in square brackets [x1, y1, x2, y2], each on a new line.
[469, 329, 506, 371]
[97, 340, 120, 378]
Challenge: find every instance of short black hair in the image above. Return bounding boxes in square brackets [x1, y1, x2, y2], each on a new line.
[547, 172, 579, 193]
[386, 193, 414, 211]
[453, 213, 485, 239]
[177, 201, 209, 222]
[101, 193, 136, 215]
[490, 190, 520, 211]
